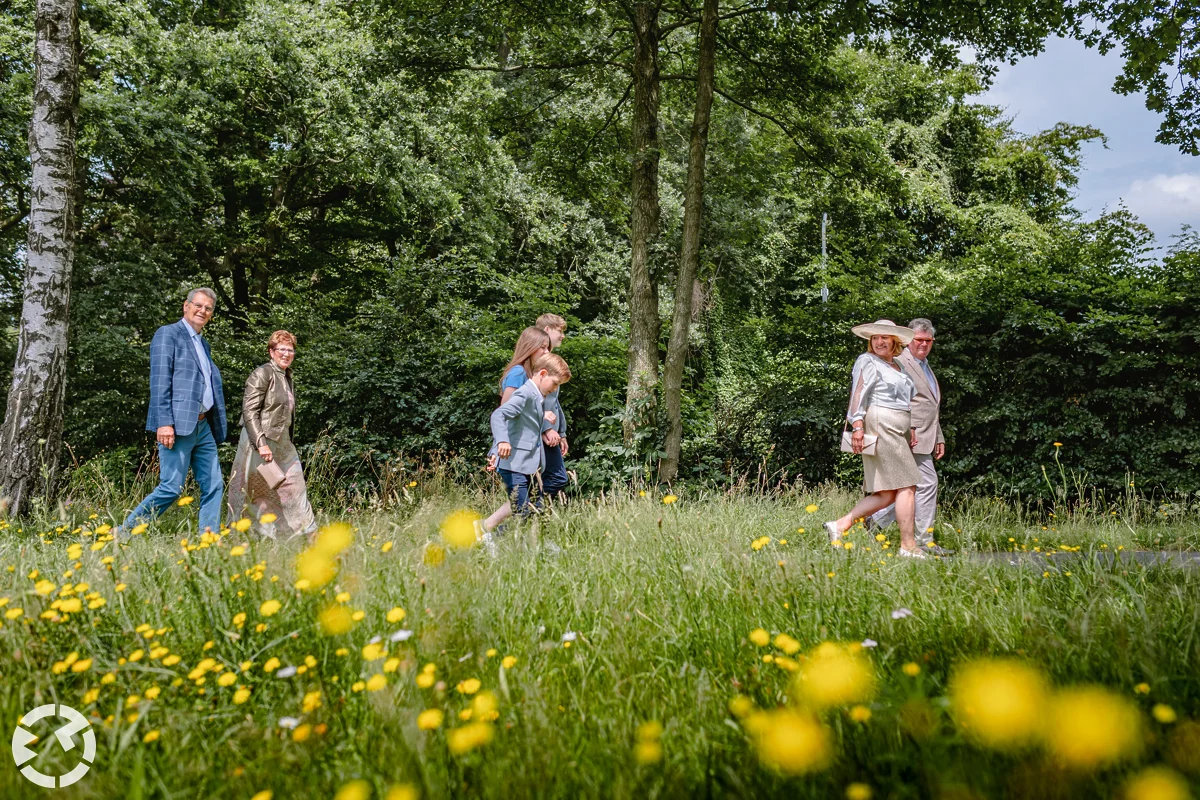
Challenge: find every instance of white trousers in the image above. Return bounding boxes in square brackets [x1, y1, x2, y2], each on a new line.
[871, 452, 938, 545]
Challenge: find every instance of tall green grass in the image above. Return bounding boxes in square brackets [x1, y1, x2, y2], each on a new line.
[1, 488, 1197, 798]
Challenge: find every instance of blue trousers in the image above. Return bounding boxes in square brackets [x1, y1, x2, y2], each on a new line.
[542, 442, 568, 499]
[498, 468, 541, 518]
[124, 422, 223, 533]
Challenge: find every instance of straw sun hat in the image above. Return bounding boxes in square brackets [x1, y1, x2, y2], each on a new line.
[851, 319, 915, 345]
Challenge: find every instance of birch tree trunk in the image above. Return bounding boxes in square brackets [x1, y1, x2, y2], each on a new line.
[0, 0, 80, 518]
[659, 0, 717, 483]
[623, 0, 662, 442]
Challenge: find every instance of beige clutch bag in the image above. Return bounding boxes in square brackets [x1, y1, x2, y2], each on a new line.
[840, 424, 878, 456]
[257, 459, 286, 490]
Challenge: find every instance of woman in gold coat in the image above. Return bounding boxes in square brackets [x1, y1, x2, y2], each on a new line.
[226, 330, 316, 538]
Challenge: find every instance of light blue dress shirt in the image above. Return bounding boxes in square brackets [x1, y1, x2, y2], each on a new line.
[186, 323, 215, 412]
[914, 357, 940, 403]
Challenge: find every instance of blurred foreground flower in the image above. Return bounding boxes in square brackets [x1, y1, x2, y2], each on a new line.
[1043, 686, 1142, 769]
[334, 780, 371, 800]
[319, 605, 355, 635]
[950, 659, 1048, 750]
[447, 721, 494, 755]
[424, 544, 446, 567]
[792, 642, 876, 710]
[746, 709, 832, 775]
[441, 509, 481, 549]
[635, 720, 664, 764]
[1124, 767, 1190, 800]
[295, 523, 353, 589]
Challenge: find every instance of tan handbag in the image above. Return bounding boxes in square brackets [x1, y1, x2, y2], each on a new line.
[257, 459, 286, 490]
[840, 422, 878, 456]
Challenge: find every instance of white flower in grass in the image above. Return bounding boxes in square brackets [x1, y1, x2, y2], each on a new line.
[368, 635, 382, 644]
[561, 631, 577, 643]
[278, 716, 301, 729]
[275, 666, 297, 678]
[891, 608, 914, 620]
[389, 629, 414, 642]
[861, 639, 878, 648]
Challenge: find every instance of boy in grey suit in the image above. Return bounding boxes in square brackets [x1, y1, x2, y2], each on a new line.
[479, 354, 572, 539]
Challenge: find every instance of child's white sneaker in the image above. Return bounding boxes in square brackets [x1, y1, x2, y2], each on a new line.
[823, 521, 841, 544]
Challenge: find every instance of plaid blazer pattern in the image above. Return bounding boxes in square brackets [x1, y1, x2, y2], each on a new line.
[145, 319, 227, 441]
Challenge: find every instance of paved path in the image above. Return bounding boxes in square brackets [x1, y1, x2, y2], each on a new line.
[966, 551, 1200, 570]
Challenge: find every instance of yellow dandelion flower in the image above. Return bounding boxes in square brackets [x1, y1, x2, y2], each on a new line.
[1153, 704, 1177, 724]
[728, 695, 755, 719]
[70, 658, 92, 673]
[302, 691, 322, 713]
[748, 628, 771, 647]
[773, 633, 801, 655]
[295, 549, 336, 589]
[260, 513, 277, 524]
[1124, 767, 1190, 800]
[251, 792, 272, 800]
[849, 705, 872, 723]
[447, 722, 494, 755]
[635, 740, 663, 764]
[4, 608, 23, 620]
[441, 509, 482, 549]
[381, 541, 393, 553]
[902, 662, 921, 677]
[792, 642, 876, 709]
[805, 504, 819, 513]
[662, 495, 678, 505]
[334, 780, 372, 800]
[259, 599, 281, 617]
[144, 687, 161, 700]
[749, 709, 832, 775]
[456, 678, 481, 695]
[313, 523, 352, 555]
[292, 724, 312, 742]
[1043, 686, 1142, 769]
[417, 708, 445, 730]
[320, 605, 355, 636]
[142, 730, 160, 743]
[362, 642, 386, 661]
[177, 496, 194, 506]
[424, 543, 445, 566]
[845, 784, 872, 800]
[217, 672, 237, 687]
[386, 785, 419, 800]
[501, 656, 517, 669]
[232, 518, 252, 533]
[386, 607, 406, 623]
[366, 674, 388, 691]
[263, 657, 281, 673]
[950, 659, 1047, 750]
[416, 672, 435, 689]
[1134, 682, 1151, 694]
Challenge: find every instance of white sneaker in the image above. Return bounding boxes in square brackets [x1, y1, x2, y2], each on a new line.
[480, 530, 498, 558]
[898, 547, 928, 560]
[823, 521, 842, 544]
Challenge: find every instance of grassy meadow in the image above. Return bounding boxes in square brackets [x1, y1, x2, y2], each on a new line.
[1, 482, 1198, 799]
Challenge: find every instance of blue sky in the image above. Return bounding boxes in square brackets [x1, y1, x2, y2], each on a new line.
[976, 36, 1198, 249]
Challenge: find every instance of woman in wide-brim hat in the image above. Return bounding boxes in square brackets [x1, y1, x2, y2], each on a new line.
[823, 320, 926, 558]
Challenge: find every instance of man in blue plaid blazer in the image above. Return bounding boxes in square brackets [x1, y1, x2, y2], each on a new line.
[121, 288, 227, 534]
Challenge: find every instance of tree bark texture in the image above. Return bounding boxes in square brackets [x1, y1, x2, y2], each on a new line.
[0, 0, 80, 517]
[624, 1, 662, 442]
[659, 0, 717, 483]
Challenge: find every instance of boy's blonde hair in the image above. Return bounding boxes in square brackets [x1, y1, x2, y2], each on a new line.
[533, 353, 571, 382]
[536, 313, 566, 332]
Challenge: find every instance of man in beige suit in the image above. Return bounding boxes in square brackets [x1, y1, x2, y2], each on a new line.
[870, 318, 953, 555]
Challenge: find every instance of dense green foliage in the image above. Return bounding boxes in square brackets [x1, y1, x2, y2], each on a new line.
[1, 0, 1197, 501]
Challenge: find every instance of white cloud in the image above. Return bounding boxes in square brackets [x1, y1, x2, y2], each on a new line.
[1123, 173, 1200, 235]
